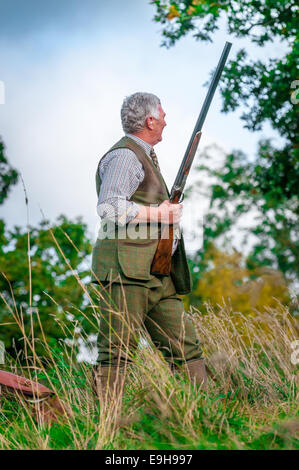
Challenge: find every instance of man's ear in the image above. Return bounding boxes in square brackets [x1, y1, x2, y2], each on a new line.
[146, 116, 154, 129]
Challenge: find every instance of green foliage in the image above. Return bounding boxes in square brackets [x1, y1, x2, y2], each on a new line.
[0, 215, 94, 360]
[151, 0, 299, 284]
[151, 1, 297, 47]
[185, 242, 290, 312]
[190, 143, 298, 284]
[0, 138, 18, 205]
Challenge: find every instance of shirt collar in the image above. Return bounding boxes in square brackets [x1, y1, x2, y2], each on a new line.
[125, 133, 152, 157]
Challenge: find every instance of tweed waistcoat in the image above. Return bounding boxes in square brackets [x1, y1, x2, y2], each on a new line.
[91, 136, 192, 294]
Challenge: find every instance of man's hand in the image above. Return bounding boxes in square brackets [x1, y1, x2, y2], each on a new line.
[132, 200, 183, 225]
[158, 200, 182, 224]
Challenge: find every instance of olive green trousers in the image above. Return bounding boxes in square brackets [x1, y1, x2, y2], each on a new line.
[96, 275, 203, 367]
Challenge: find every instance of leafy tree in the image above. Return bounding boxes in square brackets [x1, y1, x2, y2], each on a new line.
[186, 242, 290, 313]
[0, 138, 19, 205]
[151, 0, 299, 283]
[0, 215, 95, 361]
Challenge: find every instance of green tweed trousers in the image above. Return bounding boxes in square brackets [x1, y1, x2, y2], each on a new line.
[96, 275, 203, 367]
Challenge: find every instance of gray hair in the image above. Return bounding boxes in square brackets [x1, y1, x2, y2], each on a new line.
[121, 92, 161, 134]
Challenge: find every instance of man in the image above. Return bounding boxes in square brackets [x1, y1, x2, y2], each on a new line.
[91, 92, 207, 399]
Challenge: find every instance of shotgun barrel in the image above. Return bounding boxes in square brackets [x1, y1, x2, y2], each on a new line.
[151, 41, 232, 276]
[170, 41, 232, 200]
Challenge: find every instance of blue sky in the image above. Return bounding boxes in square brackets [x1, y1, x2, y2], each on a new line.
[0, 0, 285, 250]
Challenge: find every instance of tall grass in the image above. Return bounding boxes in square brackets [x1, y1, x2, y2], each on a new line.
[0, 229, 298, 450]
[0, 297, 298, 449]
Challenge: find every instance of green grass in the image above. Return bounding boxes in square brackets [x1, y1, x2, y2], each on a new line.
[0, 304, 298, 450]
[0, 367, 298, 450]
[0, 255, 298, 450]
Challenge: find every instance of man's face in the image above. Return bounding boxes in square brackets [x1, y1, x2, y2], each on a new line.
[152, 104, 166, 145]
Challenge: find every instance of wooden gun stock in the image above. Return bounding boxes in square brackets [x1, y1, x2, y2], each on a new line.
[150, 224, 174, 276]
[150, 194, 180, 276]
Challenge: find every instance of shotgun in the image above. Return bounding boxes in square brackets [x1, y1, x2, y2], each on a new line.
[151, 41, 232, 275]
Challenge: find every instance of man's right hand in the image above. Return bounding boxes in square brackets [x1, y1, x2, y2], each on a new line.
[131, 200, 183, 224]
[158, 200, 183, 224]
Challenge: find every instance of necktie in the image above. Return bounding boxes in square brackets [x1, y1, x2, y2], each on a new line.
[150, 148, 161, 172]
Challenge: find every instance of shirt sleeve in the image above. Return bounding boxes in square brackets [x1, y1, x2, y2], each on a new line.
[97, 148, 144, 226]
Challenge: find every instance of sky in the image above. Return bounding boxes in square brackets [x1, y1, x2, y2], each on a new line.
[0, 0, 286, 252]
